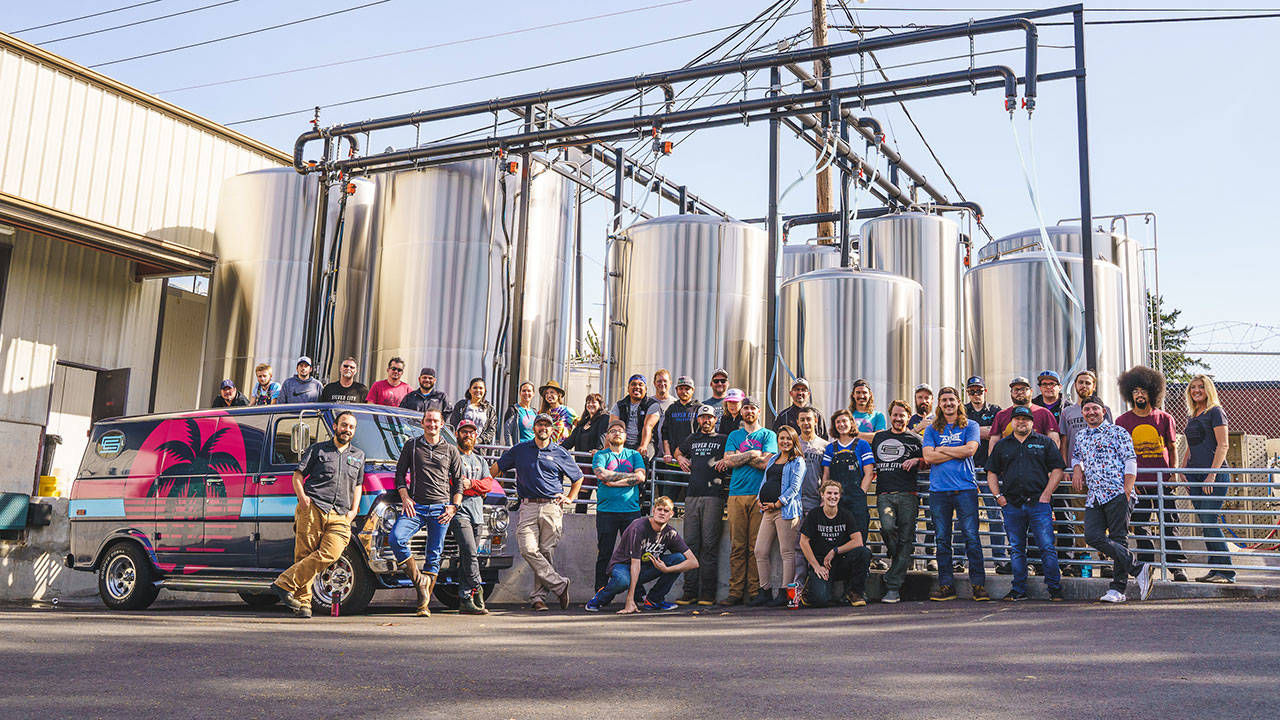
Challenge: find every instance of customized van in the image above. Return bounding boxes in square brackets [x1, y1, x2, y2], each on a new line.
[66, 403, 512, 614]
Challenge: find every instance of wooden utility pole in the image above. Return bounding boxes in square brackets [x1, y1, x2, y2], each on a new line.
[812, 0, 834, 244]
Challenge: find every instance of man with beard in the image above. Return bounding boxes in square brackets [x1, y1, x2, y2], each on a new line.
[279, 356, 323, 404]
[1056, 370, 1118, 578]
[390, 408, 466, 617]
[872, 400, 925, 603]
[611, 374, 662, 462]
[908, 384, 934, 434]
[923, 387, 989, 602]
[989, 377, 1059, 575]
[1114, 365, 1185, 574]
[774, 377, 827, 439]
[320, 357, 368, 403]
[964, 376, 1006, 573]
[789, 407, 830, 594]
[400, 367, 450, 415]
[715, 398, 776, 605]
[661, 376, 700, 467]
[1032, 370, 1065, 424]
[452, 419, 494, 615]
[674, 405, 729, 605]
[271, 411, 364, 618]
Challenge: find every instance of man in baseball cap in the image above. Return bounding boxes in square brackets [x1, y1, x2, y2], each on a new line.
[1032, 370, 1064, 424]
[400, 366, 449, 415]
[278, 356, 322, 404]
[212, 379, 249, 408]
[717, 388, 746, 435]
[452, 417, 493, 614]
[673, 404, 731, 605]
[964, 374, 1006, 573]
[610, 374, 661, 461]
[704, 368, 731, 417]
[774, 377, 827, 439]
[714, 390, 778, 605]
[661, 375, 700, 467]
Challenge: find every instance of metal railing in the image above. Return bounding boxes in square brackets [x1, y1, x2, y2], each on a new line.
[475, 443, 1280, 579]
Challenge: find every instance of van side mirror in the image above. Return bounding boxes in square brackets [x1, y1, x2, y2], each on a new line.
[290, 421, 311, 455]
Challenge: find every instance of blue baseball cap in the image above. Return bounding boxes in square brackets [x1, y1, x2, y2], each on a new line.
[1038, 370, 1061, 384]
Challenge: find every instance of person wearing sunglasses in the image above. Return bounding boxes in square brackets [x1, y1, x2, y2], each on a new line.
[320, 357, 368, 403]
[702, 368, 730, 418]
[366, 356, 413, 407]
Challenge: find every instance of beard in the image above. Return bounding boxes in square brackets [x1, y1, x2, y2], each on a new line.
[1134, 397, 1149, 409]
[458, 437, 476, 452]
[915, 403, 931, 415]
[336, 430, 353, 444]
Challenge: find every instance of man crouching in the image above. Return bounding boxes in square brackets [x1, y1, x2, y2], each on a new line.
[586, 497, 699, 614]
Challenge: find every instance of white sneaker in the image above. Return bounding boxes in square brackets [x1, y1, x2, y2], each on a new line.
[1135, 563, 1153, 601]
[1099, 589, 1127, 603]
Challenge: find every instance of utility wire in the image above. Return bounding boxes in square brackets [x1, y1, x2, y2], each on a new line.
[9, 0, 166, 33]
[159, 0, 695, 94]
[89, 0, 394, 69]
[39, 0, 239, 44]
[226, 8, 811, 126]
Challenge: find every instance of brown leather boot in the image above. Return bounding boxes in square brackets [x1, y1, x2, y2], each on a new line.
[403, 557, 430, 617]
[421, 572, 437, 616]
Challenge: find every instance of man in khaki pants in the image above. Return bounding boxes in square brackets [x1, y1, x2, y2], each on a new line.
[492, 413, 584, 611]
[715, 398, 776, 606]
[271, 411, 364, 618]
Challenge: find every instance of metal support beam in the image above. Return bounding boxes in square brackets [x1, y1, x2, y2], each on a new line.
[1073, 9, 1098, 372]
[839, 119, 853, 267]
[507, 106, 535, 403]
[766, 67, 781, 425]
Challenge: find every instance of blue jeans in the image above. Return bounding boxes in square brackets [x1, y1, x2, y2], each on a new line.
[390, 503, 450, 574]
[1190, 472, 1234, 579]
[930, 489, 986, 587]
[592, 553, 686, 606]
[1001, 501, 1061, 592]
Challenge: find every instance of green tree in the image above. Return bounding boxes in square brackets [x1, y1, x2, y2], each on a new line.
[1148, 291, 1207, 382]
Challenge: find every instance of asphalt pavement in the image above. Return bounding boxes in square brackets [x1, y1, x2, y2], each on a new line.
[3, 596, 1278, 719]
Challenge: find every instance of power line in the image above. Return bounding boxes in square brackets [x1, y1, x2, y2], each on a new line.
[89, 0, 394, 69]
[225, 9, 812, 126]
[39, 0, 239, 44]
[9, 0, 166, 34]
[158, 0, 695, 94]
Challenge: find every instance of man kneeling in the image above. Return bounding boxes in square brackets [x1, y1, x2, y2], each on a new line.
[800, 480, 872, 607]
[587, 496, 699, 614]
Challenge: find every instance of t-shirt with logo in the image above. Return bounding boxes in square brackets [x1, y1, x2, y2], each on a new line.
[677, 431, 729, 497]
[797, 436, 829, 512]
[870, 430, 923, 494]
[321, 381, 368, 404]
[821, 438, 875, 498]
[800, 505, 859, 559]
[922, 421, 981, 492]
[592, 447, 645, 513]
[1115, 409, 1177, 478]
[725, 427, 778, 496]
[609, 517, 690, 566]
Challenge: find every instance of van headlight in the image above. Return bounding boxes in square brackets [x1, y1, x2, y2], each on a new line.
[487, 506, 509, 533]
[376, 503, 398, 533]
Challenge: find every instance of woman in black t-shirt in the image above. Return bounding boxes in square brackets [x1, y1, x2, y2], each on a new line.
[566, 393, 610, 514]
[1180, 375, 1233, 583]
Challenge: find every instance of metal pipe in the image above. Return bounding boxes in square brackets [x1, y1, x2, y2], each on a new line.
[839, 119, 852, 268]
[856, 116, 882, 137]
[613, 148, 625, 231]
[766, 66, 781, 425]
[325, 66, 1019, 175]
[507, 106, 535, 404]
[678, 185, 688, 214]
[302, 137, 332, 361]
[573, 174, 584, 357]
[295, 7, 1046, 170]
[1072, 9, 1098, 373]
[148, 278, 169, 413]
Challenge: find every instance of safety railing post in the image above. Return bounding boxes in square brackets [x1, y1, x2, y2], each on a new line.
[1156, 471, 1169, 579]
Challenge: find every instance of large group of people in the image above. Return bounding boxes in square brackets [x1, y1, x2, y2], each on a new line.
[251, 356, 1236, 618]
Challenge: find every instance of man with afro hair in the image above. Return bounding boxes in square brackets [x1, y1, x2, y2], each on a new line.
[1114, 365, 1186, 579]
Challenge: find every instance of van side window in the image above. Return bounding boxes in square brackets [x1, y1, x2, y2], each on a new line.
[79, 423, 161, 478]
[234, 415, 269, 475]
[271, 416, 332, 466]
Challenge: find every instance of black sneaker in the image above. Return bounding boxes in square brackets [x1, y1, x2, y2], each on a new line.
[271, 583, 302, 612]
[1048, 587, 1065, 602]
[972, 586, 991, 602]
[995, 562, 1013, 575]
[747, 590, 772, 607]
[930, 585, 957, 601]
[1062, 564, 1081, 578]
[1001, 590, 1028, 602]
[1170, 569, 1189, 582]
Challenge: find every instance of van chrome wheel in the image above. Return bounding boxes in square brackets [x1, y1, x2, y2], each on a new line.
[312, 555, 355, 607]
[104, 553, 137, 600]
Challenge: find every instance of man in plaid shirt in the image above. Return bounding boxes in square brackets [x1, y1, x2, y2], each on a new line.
[1070, 396, 1153, 603]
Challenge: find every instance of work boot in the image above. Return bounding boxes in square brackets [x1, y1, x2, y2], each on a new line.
[473, 585, 488, 611]
[459, 589, 489, 615]
[402, 557, 430, 617]
[422, 572, 438, 616]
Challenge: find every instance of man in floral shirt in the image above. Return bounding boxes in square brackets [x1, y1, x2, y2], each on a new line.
[1070, 396, 1153, 603]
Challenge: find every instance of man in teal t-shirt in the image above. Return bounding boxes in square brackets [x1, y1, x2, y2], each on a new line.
[715, 398, 778, 604]
[591, 421, 647, 591]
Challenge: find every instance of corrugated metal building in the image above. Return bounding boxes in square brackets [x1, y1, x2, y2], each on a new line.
[0, 31, 290, 494]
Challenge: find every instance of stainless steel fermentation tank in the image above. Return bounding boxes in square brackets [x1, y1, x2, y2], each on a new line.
[369, 158, 575, 401]
[860, 213, 965, 390]
[975, 225, 1148, 371]
[204, 168, 376, 396]
[777, 267, 924, 421]
[964, 248, 1133, 403]
[781, 241, 844, 281]
[606, 215, 768, 401]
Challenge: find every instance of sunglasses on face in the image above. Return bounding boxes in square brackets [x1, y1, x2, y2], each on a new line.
[389, 368, 404, 373]
[711, 379, 727, 384]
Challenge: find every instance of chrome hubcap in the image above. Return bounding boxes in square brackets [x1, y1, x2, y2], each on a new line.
[313, 556, 354, 606]
[105, 555, 136, 600]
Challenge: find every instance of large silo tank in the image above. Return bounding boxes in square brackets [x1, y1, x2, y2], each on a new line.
[781, 241, 844, 281]
[964, 251, 1129, 402]
[204, 168, 376, 396]
[778, 268, 924, 420]
[977, 225, 1148, 367]
[607, 215, 768, 401]
[860, 212, 963, 389]
[369, 159, 574, 400]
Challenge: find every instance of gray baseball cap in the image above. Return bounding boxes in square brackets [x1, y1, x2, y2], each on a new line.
[696, 404, 717, 417]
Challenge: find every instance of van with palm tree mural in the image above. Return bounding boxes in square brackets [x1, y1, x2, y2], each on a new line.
[66, 403, 513, 614]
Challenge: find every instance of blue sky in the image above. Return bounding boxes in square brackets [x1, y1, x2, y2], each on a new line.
[8, 0, 1279, 352]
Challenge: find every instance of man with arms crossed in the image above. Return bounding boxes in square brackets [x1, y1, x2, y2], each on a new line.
[715, 398, 776, 605]
[923, 387, 989, 602]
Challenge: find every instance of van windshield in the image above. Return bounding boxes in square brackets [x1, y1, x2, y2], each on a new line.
[347, 412, 425, 464]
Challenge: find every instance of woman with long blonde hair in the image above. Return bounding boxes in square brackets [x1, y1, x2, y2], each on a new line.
[1181, 374, 1234, 583]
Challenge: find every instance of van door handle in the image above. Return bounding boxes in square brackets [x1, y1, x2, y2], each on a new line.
[259, 477, 276, 485]
[206, 476, 223, 484]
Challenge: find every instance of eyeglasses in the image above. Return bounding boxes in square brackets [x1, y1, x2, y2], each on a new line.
[1039, 381, 1057, 387]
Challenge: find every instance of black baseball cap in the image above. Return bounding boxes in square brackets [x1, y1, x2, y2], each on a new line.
[966, 376, 985, 388]
[1011, 406, 1034, 420]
